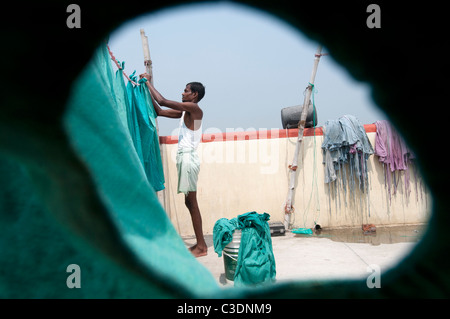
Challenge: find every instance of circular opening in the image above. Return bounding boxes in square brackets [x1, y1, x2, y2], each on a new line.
[105, 2, 430, 287]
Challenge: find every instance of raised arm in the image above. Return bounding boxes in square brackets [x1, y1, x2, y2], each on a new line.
[140, 73, 201, 116]
[148, 88, 182, 119]
[138, 73, 181, 118]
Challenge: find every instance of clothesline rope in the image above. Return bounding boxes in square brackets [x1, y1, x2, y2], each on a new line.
[106, 43, 140, 86]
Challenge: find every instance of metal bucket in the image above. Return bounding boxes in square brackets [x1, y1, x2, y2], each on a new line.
[223, 229, 241, 281]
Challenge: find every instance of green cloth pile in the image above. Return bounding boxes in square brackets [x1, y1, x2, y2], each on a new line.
[213, 212, 276, 287]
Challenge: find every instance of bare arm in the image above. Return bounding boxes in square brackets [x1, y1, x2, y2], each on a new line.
[148, 90, 182, 119]
[140, 73, 200, 116]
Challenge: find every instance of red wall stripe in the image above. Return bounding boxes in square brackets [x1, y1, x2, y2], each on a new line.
[159, 124, 377, 145]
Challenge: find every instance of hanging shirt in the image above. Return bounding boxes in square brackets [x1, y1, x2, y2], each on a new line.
[178, 112, 202, 150]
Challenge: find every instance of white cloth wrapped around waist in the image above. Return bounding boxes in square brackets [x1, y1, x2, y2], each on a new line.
[176, 148, 200, 195]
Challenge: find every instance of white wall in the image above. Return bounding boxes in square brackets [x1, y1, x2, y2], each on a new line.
[159, 127, 430, 237]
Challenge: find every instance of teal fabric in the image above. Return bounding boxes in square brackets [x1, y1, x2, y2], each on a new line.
[117, 67, 164, 191]
[0, 156, 157, 298]
[292, 228, 313, 235]
[213, 217, 239, 257]
[63, 43, 220, 296]
[234, 212, 276, 287]
[213, 212, 276, 286]
[0, 43, 220, 298]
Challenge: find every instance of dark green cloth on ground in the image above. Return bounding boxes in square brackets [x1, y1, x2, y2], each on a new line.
[213, 217, 239, 257]
[213, 212, 276, 286]
[234, 212, 276, 287]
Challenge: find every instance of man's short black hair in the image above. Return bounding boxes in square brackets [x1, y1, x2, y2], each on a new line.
[187, 82, 205, 102]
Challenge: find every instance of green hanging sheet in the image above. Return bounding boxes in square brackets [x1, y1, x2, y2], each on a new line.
[0, 43, 220, 298]
[125, 72, 165, 192]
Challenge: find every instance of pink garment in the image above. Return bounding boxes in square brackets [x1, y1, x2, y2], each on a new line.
[374, 120, 415, 201]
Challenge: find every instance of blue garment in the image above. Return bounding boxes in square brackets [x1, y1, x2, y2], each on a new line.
[322, 115, 374, 192]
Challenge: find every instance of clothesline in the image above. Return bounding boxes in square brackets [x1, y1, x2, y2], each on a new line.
[106, 43, 140, 86]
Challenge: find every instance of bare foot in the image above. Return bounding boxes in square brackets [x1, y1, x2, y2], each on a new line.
[189, 244, 208, 257]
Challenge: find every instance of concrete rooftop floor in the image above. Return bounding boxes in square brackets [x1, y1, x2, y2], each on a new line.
[183, 224, 425, 288]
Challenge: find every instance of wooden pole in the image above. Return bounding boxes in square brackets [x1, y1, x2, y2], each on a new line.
[284, 45, 323, 229]
[140, 29, 153, 84]
[140, 29, 165, 206]
[140, 29, 159, 134]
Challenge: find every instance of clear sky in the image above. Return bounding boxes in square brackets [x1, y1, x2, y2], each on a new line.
[108, 1, 387, 137]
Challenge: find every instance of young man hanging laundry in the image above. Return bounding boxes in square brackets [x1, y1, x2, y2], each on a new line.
[140, 73, 207, 257]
